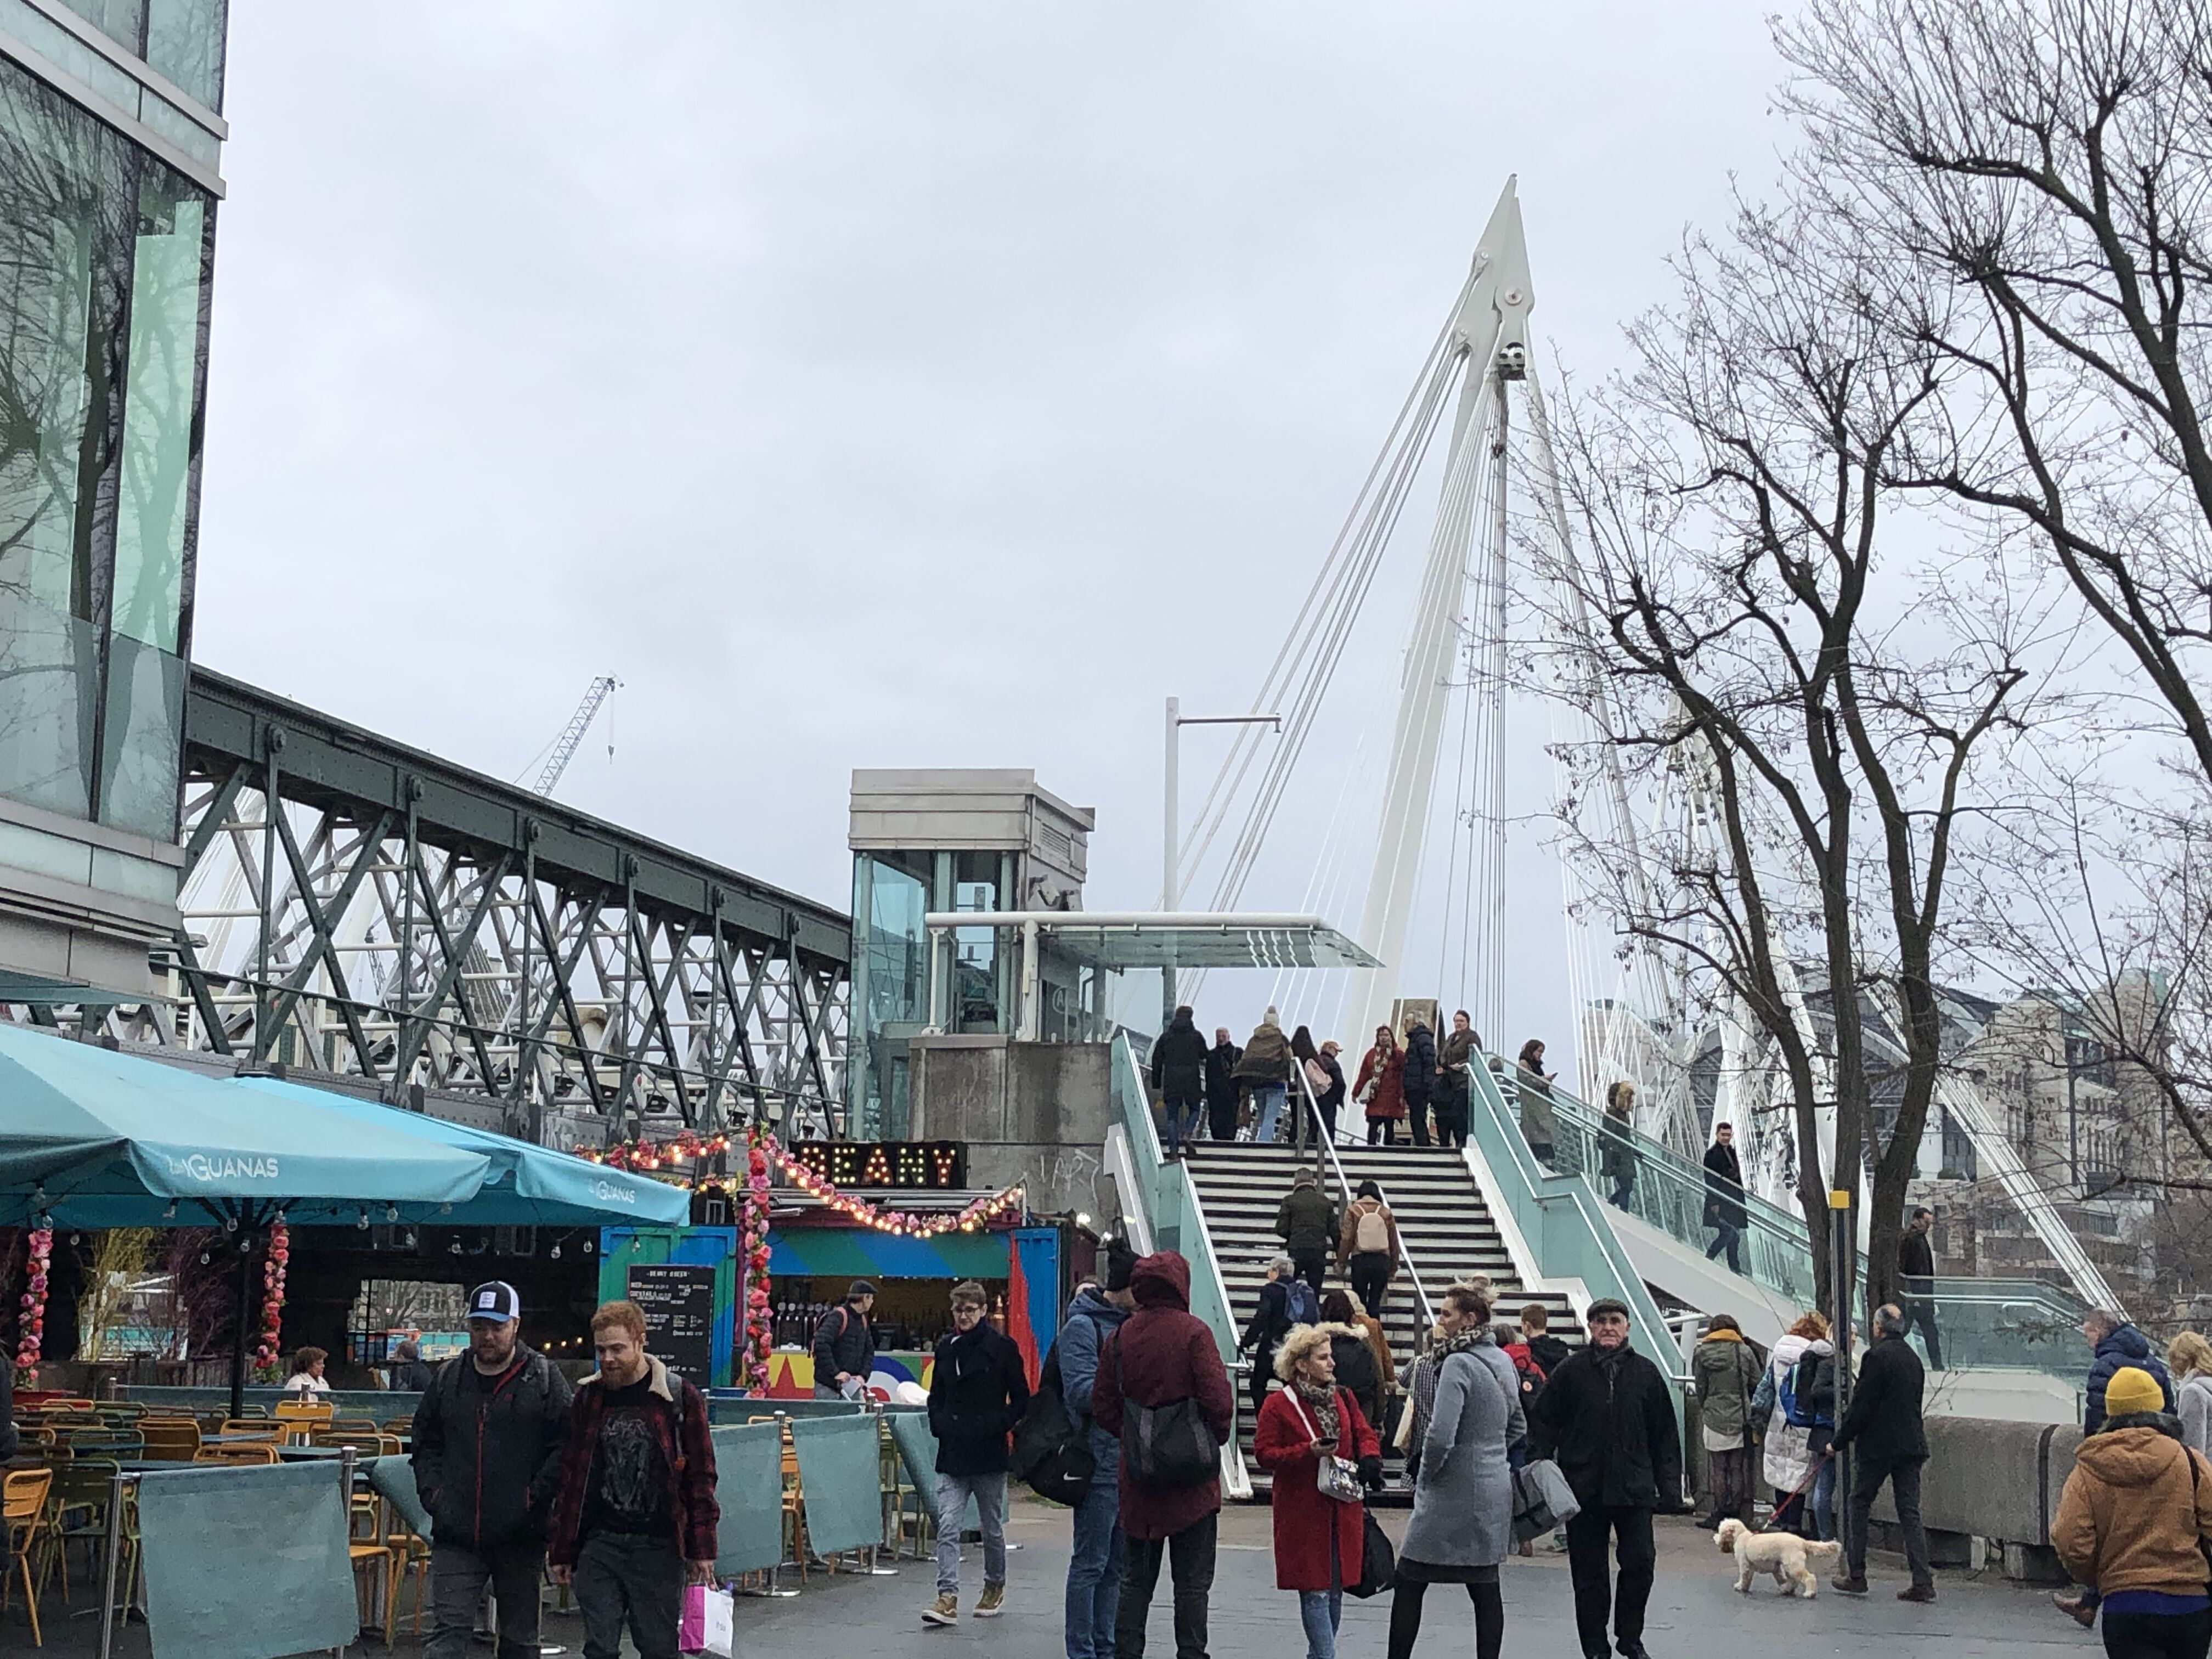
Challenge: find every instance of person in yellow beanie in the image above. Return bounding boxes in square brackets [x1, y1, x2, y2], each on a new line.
[2052, 1364, 2212, 1659]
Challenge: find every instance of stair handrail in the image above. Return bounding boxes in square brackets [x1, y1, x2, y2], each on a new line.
[1295, 1057, 1438, 1338]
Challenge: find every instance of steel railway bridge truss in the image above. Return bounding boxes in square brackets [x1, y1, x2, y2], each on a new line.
[89, 670, 850, 1139]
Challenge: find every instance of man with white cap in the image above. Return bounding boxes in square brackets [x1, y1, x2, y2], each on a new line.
[411, 1280, 574, 1659]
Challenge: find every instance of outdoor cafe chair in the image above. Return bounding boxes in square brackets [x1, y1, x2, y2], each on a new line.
[326, 1416, 380, 1435]
[137, 1419, 201, 1462]
[217, 1419, 280, 1441]
[45, 1457, 137, 1604]
[2, 1467, 52, 1646]
[194, 1443, 280, 1465]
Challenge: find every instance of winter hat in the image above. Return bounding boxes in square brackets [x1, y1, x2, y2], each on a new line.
[1104, 1243, 1138, 1293]
[2104, 1365, 2165, 1419]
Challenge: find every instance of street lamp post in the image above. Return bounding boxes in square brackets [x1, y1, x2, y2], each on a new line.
[1161, 697, 1280, 1024]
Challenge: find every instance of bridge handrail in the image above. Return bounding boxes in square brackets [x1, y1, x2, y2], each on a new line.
[1517, 1059, 2091, 1380]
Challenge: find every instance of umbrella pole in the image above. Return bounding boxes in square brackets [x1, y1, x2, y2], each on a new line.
[230, 1233, 255, 1421]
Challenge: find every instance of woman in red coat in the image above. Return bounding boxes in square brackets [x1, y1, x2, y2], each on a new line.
[1355, 1026, 1407, 1146]
[1255, 1323, 1383, 1659]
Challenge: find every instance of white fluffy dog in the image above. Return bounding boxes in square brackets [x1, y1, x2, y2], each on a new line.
[1715, 1519, 1843, 1598]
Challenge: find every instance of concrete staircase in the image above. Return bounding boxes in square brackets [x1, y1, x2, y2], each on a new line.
[1182, 1141, 1582, 1489]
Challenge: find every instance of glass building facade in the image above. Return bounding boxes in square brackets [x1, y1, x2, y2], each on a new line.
[0, 0, 225, 990]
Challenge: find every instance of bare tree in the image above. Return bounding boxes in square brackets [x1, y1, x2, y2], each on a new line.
[1537, 193, 2043, 1308]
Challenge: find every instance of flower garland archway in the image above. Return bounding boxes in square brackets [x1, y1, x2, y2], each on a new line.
[738, 1126, 774, 1392]
[13, 1223, 52, 1383]
[251, 1219, 290, 1381]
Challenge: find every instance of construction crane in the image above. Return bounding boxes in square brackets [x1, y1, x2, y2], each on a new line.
[531, 676, 620, 797]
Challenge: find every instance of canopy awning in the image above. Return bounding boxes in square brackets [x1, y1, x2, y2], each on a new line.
[236, 1077, 692, 1227]
[0, 1024, 488, 1228]
[921, 911, 1380, 970]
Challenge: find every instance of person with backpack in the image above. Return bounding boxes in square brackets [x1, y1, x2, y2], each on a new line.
[1318, 1289, 1384, 1430]
[1058, 1248, 1137, 1659]
[1751, 1311, 1833, 1537]
[1090, 1251, 1235, 1659]
[1255, 1323, 1384, 1659]
[1690, 1313, 1763, 1531]
[1338, 1180, 1400, 1322]
[811, 1279, 876, 1400]
[1242, 1256, 1319, 1420]
[1275, 1169, 1338, 1297]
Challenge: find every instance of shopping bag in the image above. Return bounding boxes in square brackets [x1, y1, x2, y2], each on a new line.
[1511, 1457, 1581, 1541]
[680, 1583, 735, 1656]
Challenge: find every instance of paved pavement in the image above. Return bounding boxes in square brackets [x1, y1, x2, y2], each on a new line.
[17, 1496, 2105, 1657]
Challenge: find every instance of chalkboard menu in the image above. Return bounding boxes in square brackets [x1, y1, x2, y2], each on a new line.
[627, 1263, 717, 1385]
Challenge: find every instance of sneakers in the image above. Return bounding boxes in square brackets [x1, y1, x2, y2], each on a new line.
[975, 1585, 1006, 1618]
[2054, 1593, 2097, 1628]
[1898, 1584, 1937, 1604]
[1831, 1575, 1869, 1595]
[924, 1594, 960, 1626]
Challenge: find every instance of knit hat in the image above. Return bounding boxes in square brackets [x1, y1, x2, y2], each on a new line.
[2104, 1365, 2165, 1419]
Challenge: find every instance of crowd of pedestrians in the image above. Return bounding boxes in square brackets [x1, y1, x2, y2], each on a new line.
[1148, 1003, 1530, 1152]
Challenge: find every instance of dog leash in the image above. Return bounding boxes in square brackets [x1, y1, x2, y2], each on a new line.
[1750, 1449, 1833, 1536]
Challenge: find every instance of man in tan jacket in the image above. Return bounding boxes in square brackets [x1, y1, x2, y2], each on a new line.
[2052, 1364, 2212, 1659]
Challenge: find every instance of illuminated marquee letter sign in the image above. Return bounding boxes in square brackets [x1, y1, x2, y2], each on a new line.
[789, 1140, 967, 1190]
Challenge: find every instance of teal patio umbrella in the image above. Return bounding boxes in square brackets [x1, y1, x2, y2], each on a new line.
[0, 1023, 493, 1413]
[234, 1076, 693, 1228]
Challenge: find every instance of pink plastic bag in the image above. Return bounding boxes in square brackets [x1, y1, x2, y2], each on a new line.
[679, 1584, 707, 1654]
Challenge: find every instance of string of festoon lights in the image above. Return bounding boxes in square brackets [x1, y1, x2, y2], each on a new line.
[571, 1131, 1025, 1239]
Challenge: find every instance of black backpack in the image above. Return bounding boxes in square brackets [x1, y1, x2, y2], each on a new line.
[1010, 1336, 1096, 1506]
[1113, 1329, 1220, 1489]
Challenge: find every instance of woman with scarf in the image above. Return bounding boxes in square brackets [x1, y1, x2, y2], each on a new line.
[1254, 1323, 1383, 1659]
[1391, 1282, 1518, 1659]
[1356, 1025, 1407, 1145]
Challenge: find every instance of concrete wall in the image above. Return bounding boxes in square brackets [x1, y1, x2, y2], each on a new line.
[1860, 1413, 2086, 1581]
[910, 1036, 1113, 1220]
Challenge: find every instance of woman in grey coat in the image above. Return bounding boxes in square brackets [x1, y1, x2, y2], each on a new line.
[1390, 1283, 1517, 1659]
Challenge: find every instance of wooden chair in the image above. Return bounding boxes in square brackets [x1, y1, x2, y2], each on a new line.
[44, 1457, 136, 1604]
[194, 1443, 280, 1465]
[137, 1418, 201, 1462]
[217, 1420, 280, 1441]
[273, 1400, 334, 1446]
[379, 1417, 414, 1439]
[2, 1468, 52, 1646]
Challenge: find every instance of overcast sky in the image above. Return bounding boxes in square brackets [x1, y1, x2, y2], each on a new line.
[195, 3, 1792, 1076]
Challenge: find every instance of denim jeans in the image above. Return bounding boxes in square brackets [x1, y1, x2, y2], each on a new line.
[1065, 1481, 1125, 1659]
[1297, 1588, 1343, 1659]
[1811, 1456, 1837, 1541]
[1253, 1085, 1286, 1143]
[935, 1471, 1008, 1595]
[1161, 1095, 1201, 1154]
[1844, 1452, 1931, 1588]
[1705, 1222, 1744, 1271]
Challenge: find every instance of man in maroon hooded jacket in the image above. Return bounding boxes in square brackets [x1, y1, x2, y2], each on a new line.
[1090, 1251, 1235, 1659]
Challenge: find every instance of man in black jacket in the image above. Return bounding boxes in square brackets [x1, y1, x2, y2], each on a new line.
[923, 1279, 1031, 1625]
[1831, 1304, 1933, 1601]
[811, 1279, 876, 1399]
[1401, 1017, 1438, 1147]
[1149, 1006, 1210, 1159]
[1701, 1124, 1746, 1272]
[1204, 1027, 1242, 1144]
[411, 1280, 574, 1659]
[1896, 1207, 1944, 1370]
[1528, 1299, 1681, 1659]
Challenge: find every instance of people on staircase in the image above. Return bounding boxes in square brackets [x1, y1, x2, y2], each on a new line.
[1701, 1122, 1747, 1273]
[1690, 1312, 1763, 1530]
[1314, 1041, 1347, 1143]
[1292, 1024, 1330, 1142]
[1514, 1040, 1558, 1169]
[1317, 1289, 1385, 1430]
[1401, 1015, 1438, 1147]
[1275, 1169, 1338, 1297]
[1205, 1026, 1243, 1145]
[1338, 1179, 1400, 1322]
[1236, 1009, 1296, 1144]
[1599, 1082, 1638, 1211]
[1241, 1256, 1316, 1420]
[1149, 1006, 1210, 1160]
[1356, 1026, 1407, 1146]
[1389, 1282, 1516, 1659]
[1434, 1011, 1479, 1149]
